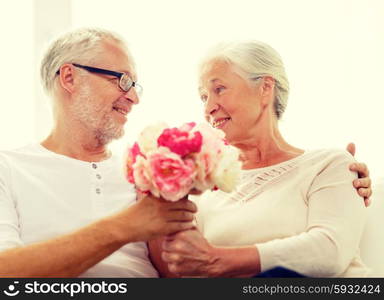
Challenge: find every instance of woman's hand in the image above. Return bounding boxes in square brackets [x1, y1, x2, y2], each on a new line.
[161, 229, 261, 277]
[346, 143, 372, 206]
[161, 229, 219, 277]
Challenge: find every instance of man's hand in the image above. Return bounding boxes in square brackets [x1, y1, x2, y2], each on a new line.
[346, 143, 372, 206]
[113, 195, 197, 243]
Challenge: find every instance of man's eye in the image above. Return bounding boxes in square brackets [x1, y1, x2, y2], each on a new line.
[108, 77, 119, 83]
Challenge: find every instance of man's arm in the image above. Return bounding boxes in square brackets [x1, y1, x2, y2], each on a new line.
[0, 195, 196, 277]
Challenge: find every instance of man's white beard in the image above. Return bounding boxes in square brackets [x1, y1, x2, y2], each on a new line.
[71, 84, 124, 145]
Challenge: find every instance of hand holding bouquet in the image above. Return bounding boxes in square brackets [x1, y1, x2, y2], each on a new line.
[125, 122, 241, 202]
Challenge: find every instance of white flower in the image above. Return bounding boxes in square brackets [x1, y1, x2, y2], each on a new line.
[137, 122, 168, 154]
[212, 146, 241, 192]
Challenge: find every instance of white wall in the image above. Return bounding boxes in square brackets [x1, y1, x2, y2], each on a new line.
[71, 0, 384, 179]
[0, 0, 34, 149]
[1, 0, 383, 180]
[34, 0, 72, 142]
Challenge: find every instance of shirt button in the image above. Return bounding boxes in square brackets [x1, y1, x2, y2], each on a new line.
[92, 163, 97, 169]
[96, 188, 101, 194]
[96, 174, 102, 180]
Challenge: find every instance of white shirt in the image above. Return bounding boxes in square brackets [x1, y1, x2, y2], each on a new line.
[194, 149, 369, 277]
[0, 143, 158, 277]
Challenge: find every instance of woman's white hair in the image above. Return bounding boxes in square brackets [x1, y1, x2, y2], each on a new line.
[40, 27, 132, 94]
[200, 41, 289, 119]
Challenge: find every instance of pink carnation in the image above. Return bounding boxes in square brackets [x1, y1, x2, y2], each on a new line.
[125, 142, 144, 183]
[157, 126, 202, 157]
[148, 148, 196, 202]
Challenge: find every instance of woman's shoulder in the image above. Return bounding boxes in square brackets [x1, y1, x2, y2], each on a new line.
[300, 149, 357, 182]
[303, 148, 355, 166]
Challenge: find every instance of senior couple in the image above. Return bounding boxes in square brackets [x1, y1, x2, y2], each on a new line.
[0, 28, 372, 277]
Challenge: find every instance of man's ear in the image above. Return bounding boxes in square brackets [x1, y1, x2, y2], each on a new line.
[260, 76, 275, 107]
[58, 64, 76, 94]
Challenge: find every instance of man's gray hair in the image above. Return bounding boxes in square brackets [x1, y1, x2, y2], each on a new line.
[200, 41, 289, 120]
[40, 27, 132, 94]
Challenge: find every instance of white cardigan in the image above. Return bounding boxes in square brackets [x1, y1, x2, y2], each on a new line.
[194, 149, 369, 277]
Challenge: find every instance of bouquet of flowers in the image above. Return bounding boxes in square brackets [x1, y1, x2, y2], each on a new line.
[125, 122, 241, 201]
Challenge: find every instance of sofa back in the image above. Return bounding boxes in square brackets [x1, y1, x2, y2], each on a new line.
[360, 181, 384, 277]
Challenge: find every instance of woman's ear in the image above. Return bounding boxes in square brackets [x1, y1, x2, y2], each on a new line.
[260, 76, 275, 106]
[58, 64, 76, 94]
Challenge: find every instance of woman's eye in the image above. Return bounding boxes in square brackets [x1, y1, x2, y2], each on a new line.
[200, 95, 207, 103]
[215, 86, 225, 94]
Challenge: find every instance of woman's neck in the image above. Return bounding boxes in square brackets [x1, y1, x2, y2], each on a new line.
[232, 123, 304, 170]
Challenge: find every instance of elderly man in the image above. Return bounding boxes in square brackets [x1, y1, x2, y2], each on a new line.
[0, 28, 196, 277]
[0, 28, 371, 278]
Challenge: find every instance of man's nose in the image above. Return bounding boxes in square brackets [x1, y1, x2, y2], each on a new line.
[123, 87, 140, 104]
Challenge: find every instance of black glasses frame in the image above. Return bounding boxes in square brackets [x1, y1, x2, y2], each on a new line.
[56, 63, 141, 94]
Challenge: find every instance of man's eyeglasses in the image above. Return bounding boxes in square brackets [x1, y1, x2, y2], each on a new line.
[56, 63, 142, 96]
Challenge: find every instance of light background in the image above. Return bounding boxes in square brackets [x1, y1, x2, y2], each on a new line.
[1, 0, 383, 181]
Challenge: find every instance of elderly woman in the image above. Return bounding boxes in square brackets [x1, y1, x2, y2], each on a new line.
[149, 41, 370, 277]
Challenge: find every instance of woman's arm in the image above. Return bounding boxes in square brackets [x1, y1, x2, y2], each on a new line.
[256, 152, 366, 277]
[161, 151, 367, 277]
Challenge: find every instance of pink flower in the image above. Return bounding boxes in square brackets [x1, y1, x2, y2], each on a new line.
[148, 147, 196, 201]
[179, 122, 196, 132]
[191, 123, 225, 190]
[125, 142, 144, 183]
[157, 125, 202, 157]
[133, 155, 155, 194]
[124, 121, 241, 202]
